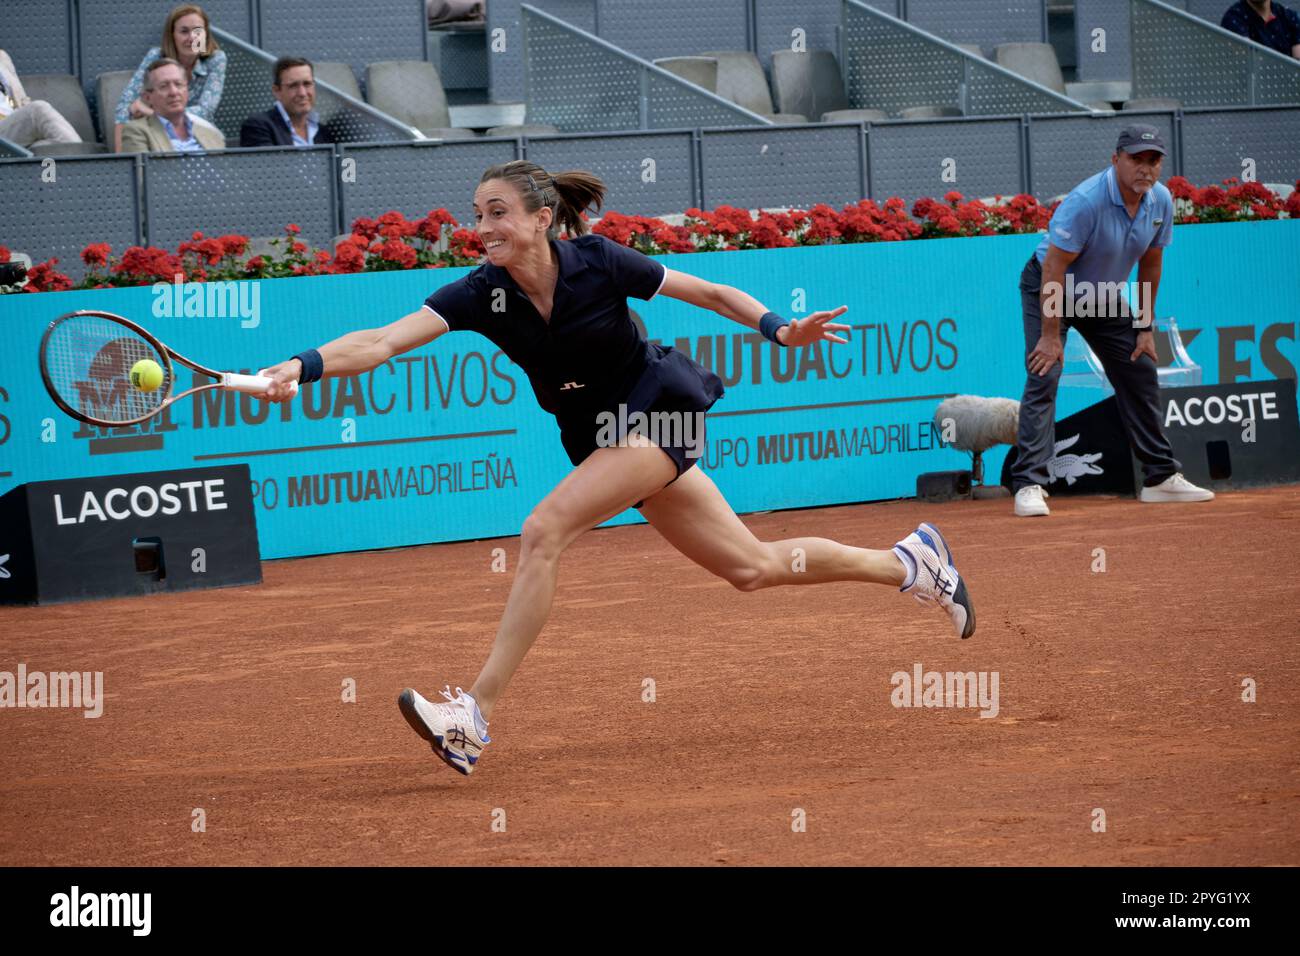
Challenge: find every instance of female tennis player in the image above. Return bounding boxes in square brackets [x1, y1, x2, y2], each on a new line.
[260, 160, 975, 776]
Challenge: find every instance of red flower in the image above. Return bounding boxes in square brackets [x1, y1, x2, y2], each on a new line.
[219, 234, 249, 258]
[944, 190, 963, 204]
[1286, 192, 1300, 218]
[198, 238, 224, 264]
[81, 243, 111, 268]
[115, 245, 183, 282]
[417, 208, 458, 241]
[285, 223, 301, 234]
[1166, 176, 1196, 201]
[332, 242, 366, 273]
[1193, 185, 1229, 208]
[191, 230, 204, 241]
[350, 217, 378, 241]
[21, 258, 72, 292]
[448, 228, 484, 258]
[245, 256, 266, 271]
[377, 239, 417, 268]
[0, 245, 9, 263]
[291, 241, 307, 254]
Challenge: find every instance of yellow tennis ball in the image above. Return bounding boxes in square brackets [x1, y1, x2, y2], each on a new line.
[129, 359, 164, 392]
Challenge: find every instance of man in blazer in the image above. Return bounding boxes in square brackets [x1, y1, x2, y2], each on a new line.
[119, 58, 224, 153]
[0, 48, 82, 148]
[240, 56, 336, 148]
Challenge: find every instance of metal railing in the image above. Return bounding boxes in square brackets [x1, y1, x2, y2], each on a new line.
[520, 4, 773, 132]
[0, 137, 34, 159]
[1131, 0, 1300, 107]
[841, 0, 1090, 117]
[2, 104, 1296, 279]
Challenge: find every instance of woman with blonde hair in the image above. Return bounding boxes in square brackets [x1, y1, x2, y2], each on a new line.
[114, 4, 226, 149]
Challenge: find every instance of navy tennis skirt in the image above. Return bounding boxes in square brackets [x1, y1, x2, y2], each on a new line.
[558, 343, 725, 506]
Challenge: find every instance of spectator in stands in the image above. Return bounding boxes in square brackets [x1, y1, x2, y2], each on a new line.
[428, 1, 485, 27]
[114, 4, 227, 150]
[1220, 1, 1300, 58]
[239, 57, 335, 148]
[119, 59, 224, 153]
[0, 48, 82, 149]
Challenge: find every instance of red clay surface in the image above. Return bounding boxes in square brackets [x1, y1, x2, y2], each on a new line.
[2, 487, 1298, 866]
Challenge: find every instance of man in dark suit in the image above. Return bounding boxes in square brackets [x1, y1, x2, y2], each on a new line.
[240, 56, 336, 147]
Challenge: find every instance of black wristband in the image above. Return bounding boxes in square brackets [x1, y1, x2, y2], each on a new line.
[293, 348, 324, 383]
[759, 311, 789, 346]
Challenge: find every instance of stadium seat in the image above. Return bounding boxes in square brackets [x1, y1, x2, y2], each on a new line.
[314, 62, 363, 101]
[1066, 80, 1132, 104]
[898, 105, 962, 119]
[994, 43, 1067, 95]
[822, 108, 888, 122]
[19, 73, 109, 154]
[653, 56, 719, 91]
[1123, 97, 1181, 111]
[485, 124, 560, 137]
[95, 71, 132, 144]
[770, 50, 883, 124]
[364, 60, 478, 138]
[698, 51, 807, 123]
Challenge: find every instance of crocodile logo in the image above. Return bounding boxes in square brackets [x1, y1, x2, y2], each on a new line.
[1047, 434, 1104, 485]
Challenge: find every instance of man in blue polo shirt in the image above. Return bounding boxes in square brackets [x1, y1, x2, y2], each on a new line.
[1220, 1, 1300, 59]
[1011, 124, 1214, 516]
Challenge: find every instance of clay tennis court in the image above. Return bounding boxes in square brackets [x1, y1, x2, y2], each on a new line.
[2, 486, 1297, 866]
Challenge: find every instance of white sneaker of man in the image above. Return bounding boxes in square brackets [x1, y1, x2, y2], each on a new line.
[1014, 485, 1050, 517]
[1139, 472, 1215, 503]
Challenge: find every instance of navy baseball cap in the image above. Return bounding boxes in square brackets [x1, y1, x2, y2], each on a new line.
[1116, 124, 1168, 156]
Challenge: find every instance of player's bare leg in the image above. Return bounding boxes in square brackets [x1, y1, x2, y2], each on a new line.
[468, 435, 677, 719]
[637, 465, 974, 638]
[636, 466, 906, 589]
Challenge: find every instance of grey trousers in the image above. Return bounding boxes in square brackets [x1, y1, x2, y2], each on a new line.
[1012, 255, 1180, 491]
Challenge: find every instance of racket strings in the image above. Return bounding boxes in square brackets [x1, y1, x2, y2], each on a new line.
[43, 315, 172, 425]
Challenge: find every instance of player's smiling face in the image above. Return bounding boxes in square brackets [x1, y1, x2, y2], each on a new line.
[473, 180, 552, 264]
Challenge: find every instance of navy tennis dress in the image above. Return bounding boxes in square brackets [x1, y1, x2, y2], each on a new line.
[422, 234, 725, 500]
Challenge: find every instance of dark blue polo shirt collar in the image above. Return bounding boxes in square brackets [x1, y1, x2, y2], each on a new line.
[481, 236, 588, 293]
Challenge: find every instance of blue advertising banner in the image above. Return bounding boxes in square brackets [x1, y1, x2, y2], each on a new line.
[0, 221, 1296, 558]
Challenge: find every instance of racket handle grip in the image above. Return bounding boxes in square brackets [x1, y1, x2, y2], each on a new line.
[225, 372, 300, 397]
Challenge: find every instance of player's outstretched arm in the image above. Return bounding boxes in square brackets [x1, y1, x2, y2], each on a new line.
[657, 268, 849, 346]
[260, 309, 448, 402]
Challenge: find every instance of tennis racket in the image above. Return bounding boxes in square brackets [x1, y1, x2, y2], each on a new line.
[39, 309, 298, 428]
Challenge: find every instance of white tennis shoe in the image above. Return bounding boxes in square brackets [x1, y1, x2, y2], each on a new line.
[398, 685, 491, 775]
[1014, 484, 1050, 517]
[894, 522, 976, 640]
[1139, 472, 1215, 503]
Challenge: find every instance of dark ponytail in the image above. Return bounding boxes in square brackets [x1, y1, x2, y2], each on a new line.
[479, 160, 606, 238]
